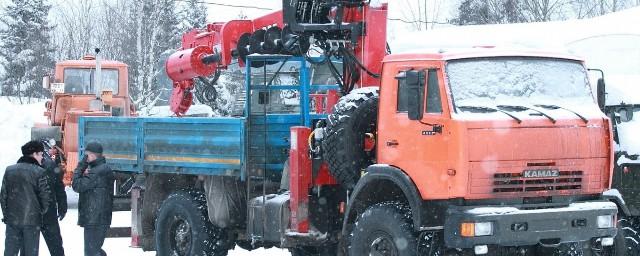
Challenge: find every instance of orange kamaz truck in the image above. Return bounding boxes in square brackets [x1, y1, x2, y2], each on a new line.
[79, 51, 628, 255]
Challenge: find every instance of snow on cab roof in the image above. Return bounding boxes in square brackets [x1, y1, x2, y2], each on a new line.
[57, 59, 128, 67]
[383, 47, 584, 62]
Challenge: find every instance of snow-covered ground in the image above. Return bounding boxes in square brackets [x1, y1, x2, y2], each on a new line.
[0, 189, 291, 255]
[0, 97, 290, 255]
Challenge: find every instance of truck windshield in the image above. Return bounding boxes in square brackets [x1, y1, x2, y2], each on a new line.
[63, 68, 119, 95]
[446, 57, 593, 112]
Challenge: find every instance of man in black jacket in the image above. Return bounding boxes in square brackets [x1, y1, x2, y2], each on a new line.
[72, 142, 113, 256]
[40, 144, 68, 256]
[1, 140, 51, 256]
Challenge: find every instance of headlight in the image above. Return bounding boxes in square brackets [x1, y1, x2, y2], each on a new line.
[597, 215, 615, 229]
[474, 222, 494, 236]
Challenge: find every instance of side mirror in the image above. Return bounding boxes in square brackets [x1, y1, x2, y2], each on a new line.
[42, 76, 51, 89]
[588, 69, 606, 112]
[596, 78, 606, 112]
[406, 70, 424, 121]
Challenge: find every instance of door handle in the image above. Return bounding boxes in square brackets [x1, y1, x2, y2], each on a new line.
[386, 140, 399, 147]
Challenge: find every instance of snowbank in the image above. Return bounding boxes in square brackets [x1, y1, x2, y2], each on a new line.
[390, 7, 640, 52]
[0, 97, 47, 179]
[617, 118, 640, 156]
[143, 104, 214, 117]
[602, 75, 640, 106]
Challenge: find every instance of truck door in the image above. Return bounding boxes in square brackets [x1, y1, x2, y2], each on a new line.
[378, 66, 454, 198]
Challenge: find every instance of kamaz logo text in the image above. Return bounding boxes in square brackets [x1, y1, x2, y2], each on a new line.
[522, 169, 560, 178]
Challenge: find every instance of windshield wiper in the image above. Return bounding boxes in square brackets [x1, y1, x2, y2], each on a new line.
[497, 104, 556, 123]
[535, 104, 589, 124]
[458, 105, 522, 123]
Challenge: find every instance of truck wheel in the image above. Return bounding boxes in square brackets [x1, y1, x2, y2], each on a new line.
[615, 216, 640, 256]
[417, 231, 451, 256]
[348, 202, 416, 256]
[323, 87, 379, 189]
[155, 190, 230, 256]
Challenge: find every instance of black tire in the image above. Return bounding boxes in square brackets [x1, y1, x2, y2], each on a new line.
[348, 202, 417, 256]
[322, 87, 379, 189]
[235, 240, 254, 251]
[615, 216, 640, 256]
[155, 190, 230, 256]
[289, 245, 337, 256]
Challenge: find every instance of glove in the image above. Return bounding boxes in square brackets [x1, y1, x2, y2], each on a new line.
[77, 155, 89, 171]
[58, 204, 67, 221]
[58, 211, 66, 221]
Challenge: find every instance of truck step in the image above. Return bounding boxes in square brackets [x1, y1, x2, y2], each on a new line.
[112, 197, 131, 212]
[107, 227, 131, 238]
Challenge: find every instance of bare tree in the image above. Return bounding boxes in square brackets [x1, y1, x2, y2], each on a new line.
[521, 0, 569, 21]
[570, 0, 636, 19]
[50, 0, 98, 59]
[398, 0, 446, 31]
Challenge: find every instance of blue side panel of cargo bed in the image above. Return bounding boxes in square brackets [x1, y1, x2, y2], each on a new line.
[79, 117, 140, 172]
[246, 114, 301, 180]
[79, 116, 245, 176]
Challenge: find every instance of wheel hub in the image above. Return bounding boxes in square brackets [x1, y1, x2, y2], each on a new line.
[369, 232, 398, 256]
[170, 218, 192, 256]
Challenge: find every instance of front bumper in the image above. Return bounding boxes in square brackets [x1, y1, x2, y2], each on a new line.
[444, 201, 618, 249]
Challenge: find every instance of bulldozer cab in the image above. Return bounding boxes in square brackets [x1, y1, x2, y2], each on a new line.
[62, 68, 120, 95]
[35, 55, 133, 186]
[44, 57, 131, 126]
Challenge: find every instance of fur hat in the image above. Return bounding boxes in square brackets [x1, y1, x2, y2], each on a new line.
[21, 140, 45, 156]
[85, 142, 103, 154]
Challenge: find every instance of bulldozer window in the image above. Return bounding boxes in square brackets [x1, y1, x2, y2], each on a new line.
[63, 68, 119, 95]
[396, 70, 425, 112]
[426, 69, 442, 114]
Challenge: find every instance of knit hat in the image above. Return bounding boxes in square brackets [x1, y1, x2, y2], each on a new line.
[21, 140, 45, 156]
[85, 142, 103, 154]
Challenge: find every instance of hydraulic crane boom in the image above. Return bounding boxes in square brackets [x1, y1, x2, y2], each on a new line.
[165, 0, 388, 115]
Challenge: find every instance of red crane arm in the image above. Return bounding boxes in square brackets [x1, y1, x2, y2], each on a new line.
[165, 1, 388, 116]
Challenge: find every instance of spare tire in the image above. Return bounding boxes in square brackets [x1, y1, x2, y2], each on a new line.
[322, 87, 379, 189]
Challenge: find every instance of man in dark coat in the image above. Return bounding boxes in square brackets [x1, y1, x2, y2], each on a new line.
[1, 140, 51, 256]
[40, 144, 68, 256]
[72, 142, 113, 256]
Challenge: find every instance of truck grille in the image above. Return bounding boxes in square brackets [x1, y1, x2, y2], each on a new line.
[493, 171, 583, 193]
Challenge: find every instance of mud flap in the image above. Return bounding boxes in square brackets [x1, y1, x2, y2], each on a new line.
[203, 176, 246, 228]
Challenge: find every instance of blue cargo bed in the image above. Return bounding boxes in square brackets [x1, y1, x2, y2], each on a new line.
[79, 117, 246, 176]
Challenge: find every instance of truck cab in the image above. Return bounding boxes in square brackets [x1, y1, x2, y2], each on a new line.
[339, 49, 619, 255]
